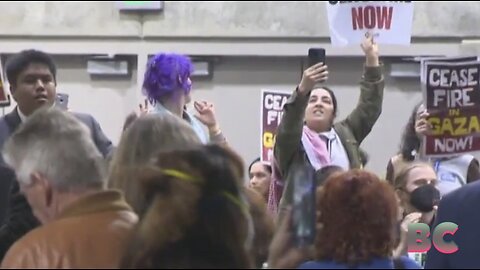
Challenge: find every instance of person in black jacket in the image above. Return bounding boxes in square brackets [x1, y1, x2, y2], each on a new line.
[0, 49, 113, 260]
[425, 180, 480, 268]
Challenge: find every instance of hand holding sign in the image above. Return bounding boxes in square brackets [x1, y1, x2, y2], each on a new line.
[422, 60, 480, 156]
[361, 34, 380, 67]
[415, 110, 432, 138]
[298, 63, 329, 95]
[326, 2, 414, 47]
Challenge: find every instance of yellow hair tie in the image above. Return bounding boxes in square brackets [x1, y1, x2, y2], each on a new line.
[161, 169, 201, 184]
[220, 191, 249, 217]
[161, 169, 248, 216]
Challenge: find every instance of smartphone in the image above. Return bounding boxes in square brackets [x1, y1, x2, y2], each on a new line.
[308, 48, 326, 67]
[292, 163, 316, 247]
[55, 93, 69, 110]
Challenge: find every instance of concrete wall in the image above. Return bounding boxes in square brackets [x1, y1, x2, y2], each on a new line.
[1, 2, 480, 38]
[190, 56, 423, 176]
[0, 2, 474, 59]
[2, 55, 426, 176]
[0, 2, 141, 37]
[2, 55, 138, 145]
[2, 2, 480, 176]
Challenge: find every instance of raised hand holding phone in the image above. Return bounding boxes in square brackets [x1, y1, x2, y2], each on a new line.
[298, 63, 329, 95]
[308, 48, 326, 68]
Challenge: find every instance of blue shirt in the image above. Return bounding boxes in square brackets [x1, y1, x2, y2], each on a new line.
[151, 103, 209, 144]
[298, 256, 421, 269]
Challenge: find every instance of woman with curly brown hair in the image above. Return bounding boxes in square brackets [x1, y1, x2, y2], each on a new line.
[298, 170, 420, 269]
[120, 144, 253, 269]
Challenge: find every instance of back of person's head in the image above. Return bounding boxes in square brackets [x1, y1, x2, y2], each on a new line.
[121, 144, 253, 269]
[315, 169, 398, 267]
[399, 102, 423, 161]
[142, 53, 193, 103]
[109, 113, 202, 213]
[315, 165, 344, 187]
[122, 112, 139, 132]
[244, 187, 274, 268]
[2, 108, 105, 191]
[6, 49, 57, 87]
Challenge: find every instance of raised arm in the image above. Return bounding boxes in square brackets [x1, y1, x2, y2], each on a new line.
[193, 101, 227, 146]
[274, 63, 328, 176]
[342, 35, 384, 143]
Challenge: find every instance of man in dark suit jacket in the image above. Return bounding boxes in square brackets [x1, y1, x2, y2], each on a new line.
[425, 180, 480, 268]
[0, 49, 113, 259]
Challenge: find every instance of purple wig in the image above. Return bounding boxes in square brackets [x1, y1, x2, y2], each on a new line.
[142, 53, 194, 103]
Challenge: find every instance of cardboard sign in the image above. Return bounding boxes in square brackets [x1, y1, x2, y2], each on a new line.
[0, 61, 9, 106]
[422, 60, 480, 156]
[420, 56, 479, 84]
[261, 90, 290, 162]
[326, 1, 414, 46]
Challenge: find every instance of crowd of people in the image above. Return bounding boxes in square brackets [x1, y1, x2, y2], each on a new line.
[0, 34, 477, 269]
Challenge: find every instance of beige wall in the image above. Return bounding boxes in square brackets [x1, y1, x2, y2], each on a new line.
[191, 56, 423, 176]
[2, 2, 480, 176]
[3, 55, 426, 176]
[2, 55, 138, 145]
[2, 2, 480, 38]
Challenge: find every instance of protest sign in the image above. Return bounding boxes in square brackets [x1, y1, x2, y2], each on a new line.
[326, 1, 414, 46]
[420, 56, 479, 84]
[422, 60, 480, 156]
[0, 61, 9, 106]
[261, 90, 290, 162]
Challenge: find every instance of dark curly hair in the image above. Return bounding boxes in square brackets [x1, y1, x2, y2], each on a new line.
[399, 102, 423, 161]
[315, 169, 398, 267]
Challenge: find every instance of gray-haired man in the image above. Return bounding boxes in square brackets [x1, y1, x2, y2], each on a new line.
[1, 108, 136, 268]
[0, 49, 114, 260]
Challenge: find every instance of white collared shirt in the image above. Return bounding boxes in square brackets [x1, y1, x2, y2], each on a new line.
[17, 107, 27, 123]
[319, 128, 351, 170]
[151, 102, 209, 144]
[17, 104, 56, 123]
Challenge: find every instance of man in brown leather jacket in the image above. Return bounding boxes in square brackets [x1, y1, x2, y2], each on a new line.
[0, 108, 137, 268]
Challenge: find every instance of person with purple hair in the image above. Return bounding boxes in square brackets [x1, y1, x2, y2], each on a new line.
[143, 53, 226, 144]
